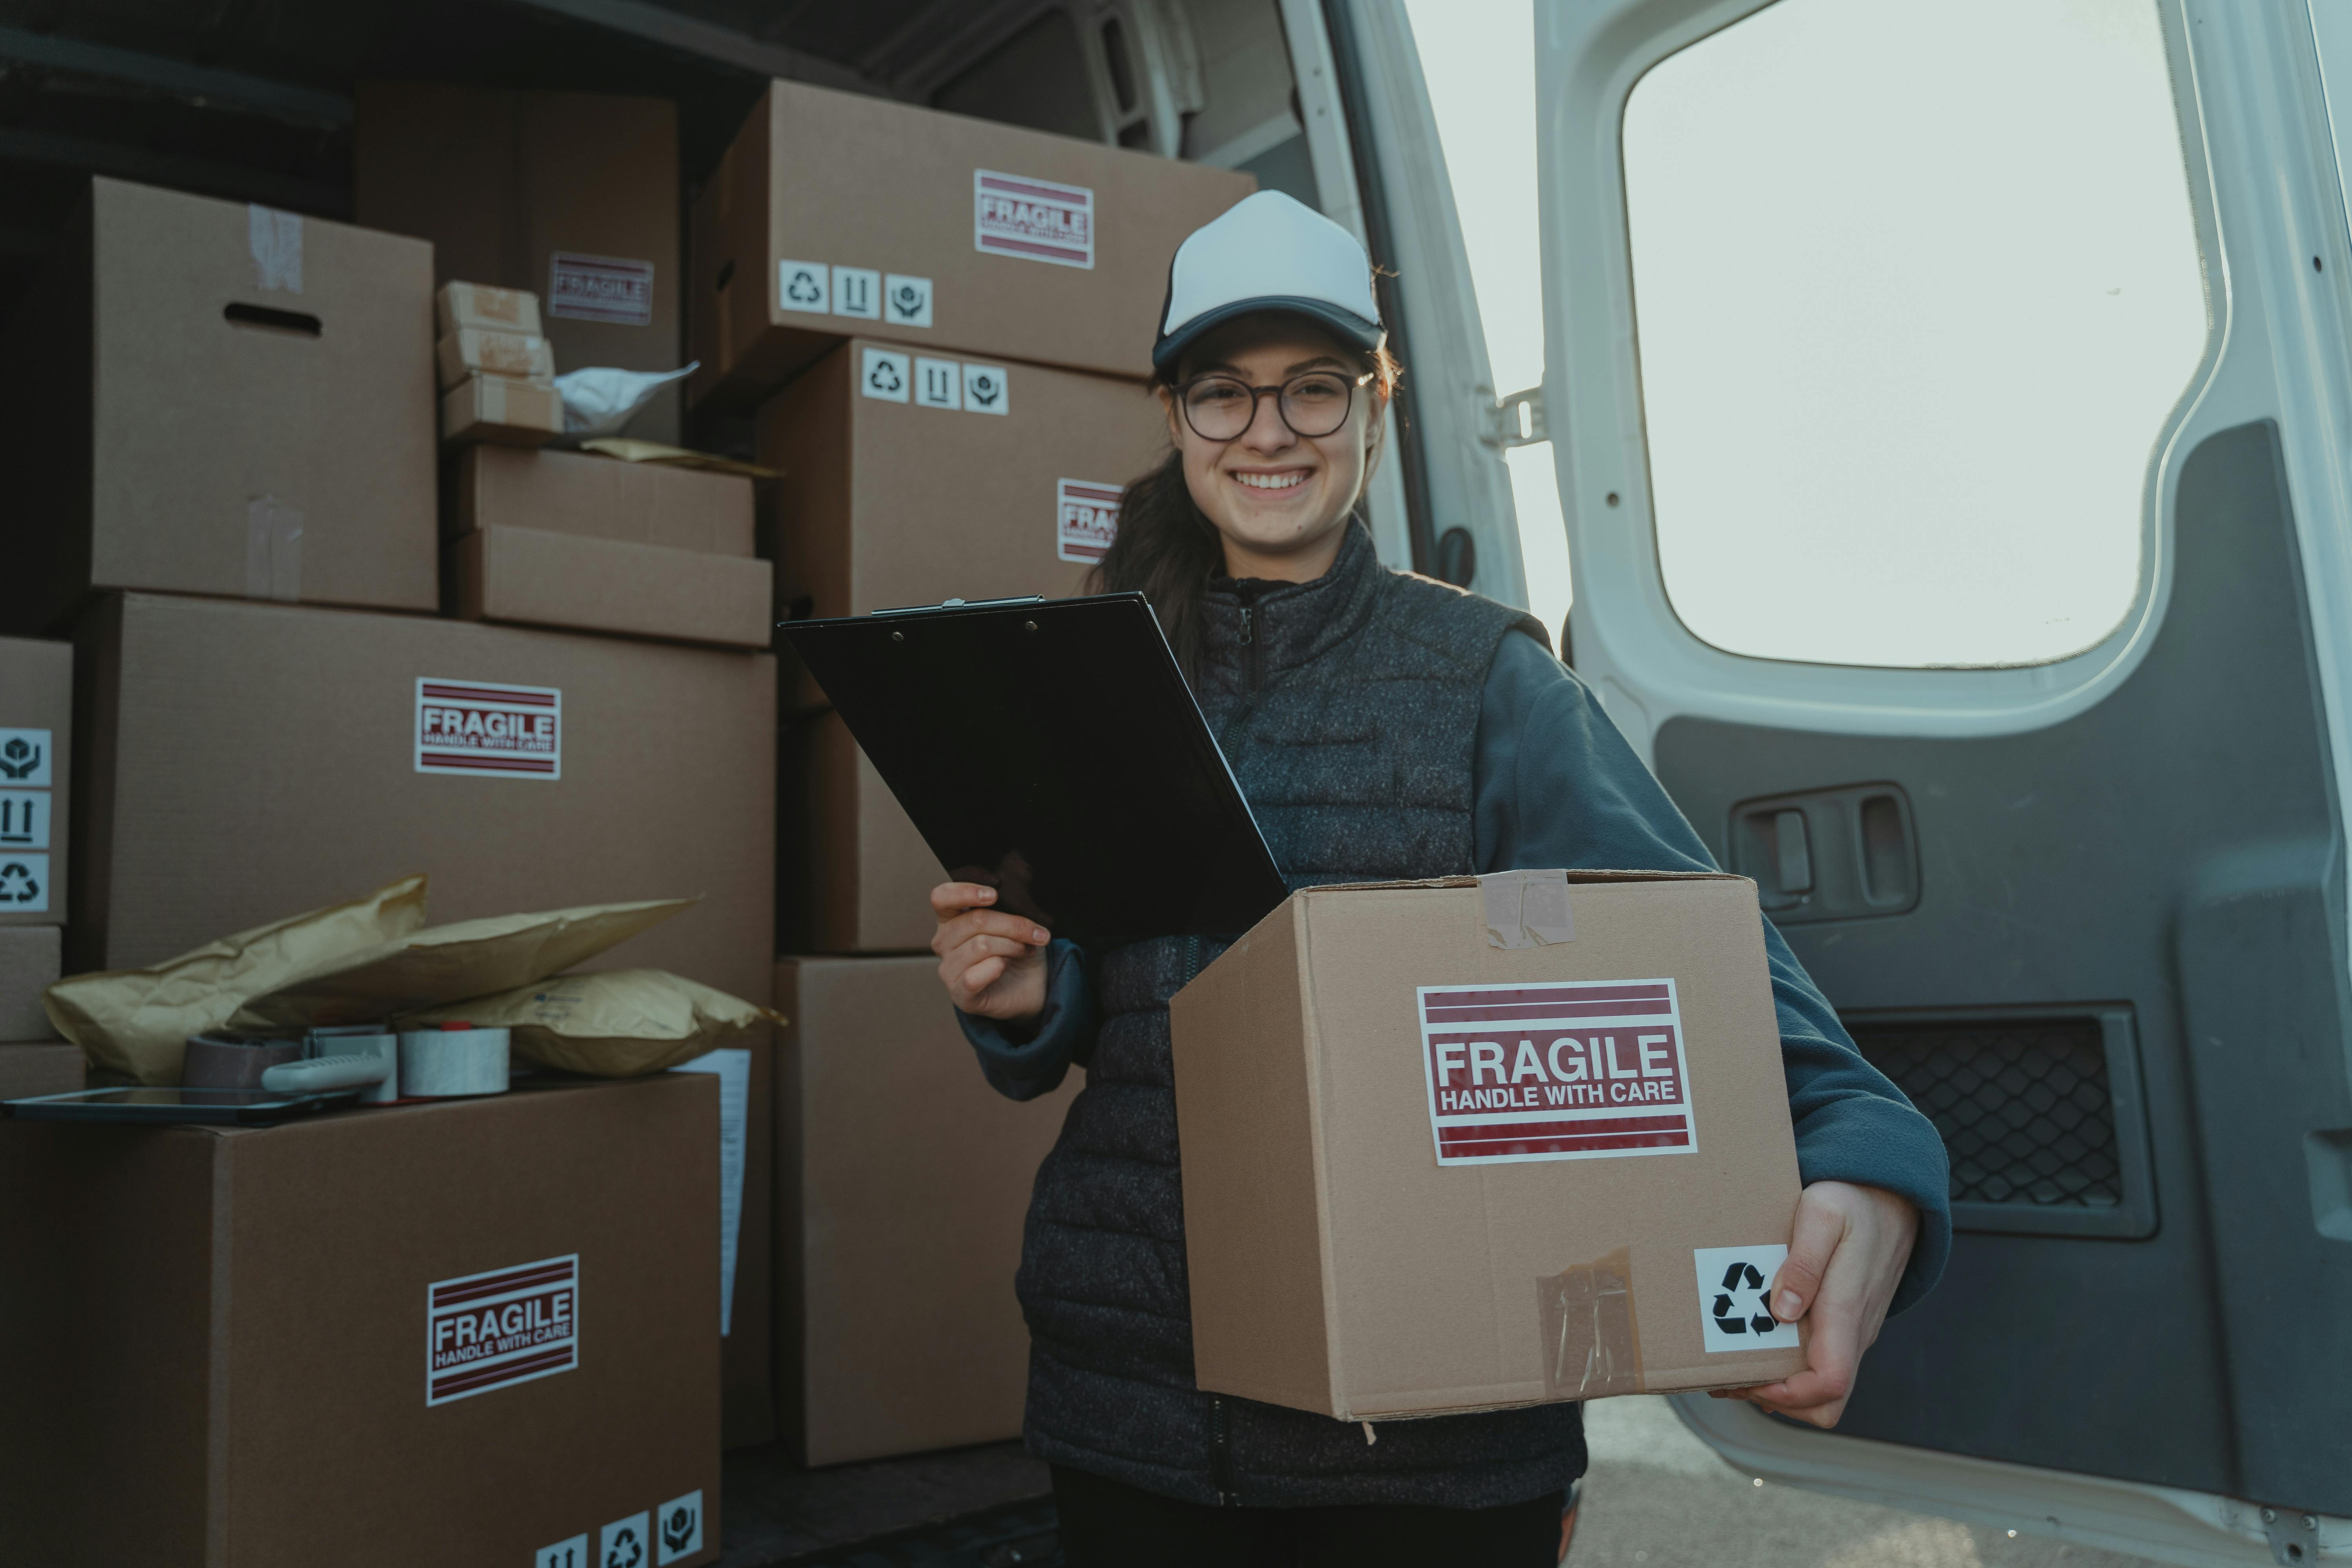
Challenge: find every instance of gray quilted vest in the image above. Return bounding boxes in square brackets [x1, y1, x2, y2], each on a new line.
[1015, 525, 1585, 1508]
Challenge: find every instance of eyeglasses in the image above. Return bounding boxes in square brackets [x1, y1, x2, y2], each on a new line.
[1176, 370, 1371, 442]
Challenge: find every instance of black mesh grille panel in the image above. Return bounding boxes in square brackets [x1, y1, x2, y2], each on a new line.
[1847, 1018, 2122, 1209]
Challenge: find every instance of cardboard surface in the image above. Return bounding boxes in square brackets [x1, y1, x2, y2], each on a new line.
[782, 709, 940, 955]
[449, 526, 775, 649]
[436, 326, 555, 388]
[774, 956, 1073, 1465]
[437, 280, 543, 336]
[757, 336, 1164, 712]
[454, 446, 755, 554]
[71, 593, 775, 1013]
[441, 373, 563, 445]
[358, 83, 684, 443]
[0, 177, 437, 635]
[0, 635, 69, 925]
[0, 1075, 722, 1565]
[0, 1041, 81, 1098]
[0, 926, 59, 1040]
[691, 80, 1254, 406]
[1171, 874, 1809, 1420]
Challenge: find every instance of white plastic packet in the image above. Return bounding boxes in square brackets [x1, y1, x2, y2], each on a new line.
[554, 362, 699, 440]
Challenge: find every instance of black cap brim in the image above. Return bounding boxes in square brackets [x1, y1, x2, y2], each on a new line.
[1151, 296, 1385, 377]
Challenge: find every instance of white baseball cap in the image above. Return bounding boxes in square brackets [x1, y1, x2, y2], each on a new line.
[1152, 191, 1384, 376]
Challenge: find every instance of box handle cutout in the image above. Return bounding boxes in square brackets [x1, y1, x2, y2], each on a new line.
[224, 303, 321, 337]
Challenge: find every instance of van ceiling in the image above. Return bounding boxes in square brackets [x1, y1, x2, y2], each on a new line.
[0, 0, 1304, 328]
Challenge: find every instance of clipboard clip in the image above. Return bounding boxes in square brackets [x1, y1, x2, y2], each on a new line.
[871, 595, 1047, 615]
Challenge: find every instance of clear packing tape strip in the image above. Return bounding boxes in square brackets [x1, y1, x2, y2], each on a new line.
[1539, 1247, 1644, 1399]
[1480, 868, 1576, 950]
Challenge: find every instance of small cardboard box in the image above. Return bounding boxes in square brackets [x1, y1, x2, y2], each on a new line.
[774, 956, 1075, 1464]
[437, 280, 543, 337]
[0, 177, 437, 635]
[452, 446, 754, 554]
[691, 80, 1255, 407]
[358, 83, 683, 443]
[436, 326, 556, 388]
[0, 636, 67, 926]
[448, 526, 773, 650]
[1171, 872, 1808, 1419]
[757, 335, 1164, 712]
[0, 1042, 81, 1099]
[0, 926, 58, 1040]
[782, 710, 936, 955]
[71, 592, 774, 1011]
[0, 1076, 722, 1566]
[441, 373, 564, 446]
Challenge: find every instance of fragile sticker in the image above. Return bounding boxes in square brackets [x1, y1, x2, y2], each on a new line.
[778, 258, 829, 314]
[548, 252, 655, 327]
[0, 728, 52, 786]
[655, 1491, 706, 1563]
[961, 363, 1010, 414]
[914, 356, 961, 410]
[416, 679, 561, 780]
[861, 347, 912, 403]
[1693, 1244, 1801, 1352]
[1057, 478, 1121, 563]
[884, 273, 934, 328]
[0, 789, 49, 851]
[426, 1253, 579, 1405]
[832, 265, 881, 319]
[975, 169, 1095, 268]
[0, 853, 47, 913]
[1416, 979, 1695, 1165]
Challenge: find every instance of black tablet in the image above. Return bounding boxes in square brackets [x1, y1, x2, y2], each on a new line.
[2, 1086, 362, 1125]
[780, 593, 1288, 946]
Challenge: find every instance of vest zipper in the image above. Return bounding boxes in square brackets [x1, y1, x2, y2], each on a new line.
[1239, 605, 1260, 692]
[1209, 1394, 1237, 1504]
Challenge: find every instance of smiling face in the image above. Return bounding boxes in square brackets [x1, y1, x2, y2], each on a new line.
[1164, 317, 1389, 583]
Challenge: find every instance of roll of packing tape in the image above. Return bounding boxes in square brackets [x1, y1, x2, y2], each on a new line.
[308, 1024, 400, 1106]
[182, 1034, 304, 1090]
[398, 1023, 510, 1098]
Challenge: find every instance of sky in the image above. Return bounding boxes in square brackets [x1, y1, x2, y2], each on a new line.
[1397, 0, 1575, 646]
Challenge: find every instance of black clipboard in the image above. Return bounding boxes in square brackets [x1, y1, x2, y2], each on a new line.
[780, 593, 1288, 946]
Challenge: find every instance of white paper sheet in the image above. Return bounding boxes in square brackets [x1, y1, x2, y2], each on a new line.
[671, 1048, 750, 1336]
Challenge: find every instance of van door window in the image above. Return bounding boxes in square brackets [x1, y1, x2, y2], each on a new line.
[1621, 0, 2208, 670]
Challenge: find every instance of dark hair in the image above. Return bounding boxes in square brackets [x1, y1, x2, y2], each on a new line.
[1088, 333, 1402, 680]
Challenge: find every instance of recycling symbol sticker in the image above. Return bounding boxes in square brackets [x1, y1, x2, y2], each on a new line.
[777, 259, 829, 314]
[0, 857, 45, 911]
[599, 1512, 648, 1568]
[1692, 1243, 1800, 1352]
[860, 347, 911, 404]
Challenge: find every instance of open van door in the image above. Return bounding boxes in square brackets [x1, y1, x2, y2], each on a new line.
[1534, 1, 2352, 1563]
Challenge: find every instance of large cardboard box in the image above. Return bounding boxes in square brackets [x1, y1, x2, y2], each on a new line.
[0, 636, 68, 925]
[452, 446, 755, 554]
[782, 710, 936, 955]
[774, 956, 1075, 1464]
[0, 1076, 722, 1566]
[71, 593, 775, 1010]
[447, 527, 774, 650]
[356, 83, 684, 443]
[0, 178, 437, 636]
[0, 926, 58, 1041]
[0, 1042, 81, 1098]
[1171, 872, 1809, 1419]
[757, 336, 1165, 712]
[692, 80, 1254, 407]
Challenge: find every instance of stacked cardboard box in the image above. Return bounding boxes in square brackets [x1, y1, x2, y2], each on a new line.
[0, 639, 77, 1097]
[727, 85, 1250, 1460]
[437, 282, 564, 446]
[0, 177, 436, 637]
[445, 446, 772, 650]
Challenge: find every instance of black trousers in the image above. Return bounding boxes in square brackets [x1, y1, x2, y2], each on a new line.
[1051, 1465, 1568, 1568]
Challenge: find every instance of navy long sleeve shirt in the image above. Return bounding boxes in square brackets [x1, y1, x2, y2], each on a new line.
[962, 630, 1953, 1314]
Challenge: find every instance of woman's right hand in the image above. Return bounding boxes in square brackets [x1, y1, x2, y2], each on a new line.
[931, 881, 1052, 1024]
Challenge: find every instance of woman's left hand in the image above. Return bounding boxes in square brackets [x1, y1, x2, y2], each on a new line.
[1708, 1180, 1919, 1428]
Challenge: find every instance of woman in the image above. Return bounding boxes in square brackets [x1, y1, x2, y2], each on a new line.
[929, 192, 1950, 1566]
